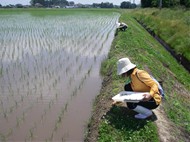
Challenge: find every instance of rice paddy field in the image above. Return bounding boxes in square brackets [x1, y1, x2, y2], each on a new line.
[0, 9, 119, 142]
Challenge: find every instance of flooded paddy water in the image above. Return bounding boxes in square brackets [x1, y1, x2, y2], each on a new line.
[0, 10, 119, 141]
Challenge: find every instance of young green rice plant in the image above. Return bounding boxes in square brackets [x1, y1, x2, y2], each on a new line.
[71, 87, 78, 97]
[3, 111, 7, 119]
[52, 103, 68, 136]
[64, 103, 68, 112]
[16, 117, 20, 128]
[6, 128, 13, 138]
[0, 100, 3, 107]
[41, 109, 47, 120]
[22, 112, 25, 122]
[87, 66, 92, 75]
[61, 137, 66, 142]
[49, 132, 54, 142]
[48, 100, 53, 109]
[9, 106, 14, 113]
[55, 93, 58, 100]
[29, 128, 34, 140]
[0, 68, 2, 76]
[78, 63, 83, 74]
[68, 75, 74, 87]
[0, 133, 6, 142]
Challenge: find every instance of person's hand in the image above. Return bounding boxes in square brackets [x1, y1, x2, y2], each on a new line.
[142, 94, 152, 101]
[112, 101, 123, 106]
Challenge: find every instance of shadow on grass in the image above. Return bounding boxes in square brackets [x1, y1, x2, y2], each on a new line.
[104, 105, 158, 132]
[98, 105, 159, 142]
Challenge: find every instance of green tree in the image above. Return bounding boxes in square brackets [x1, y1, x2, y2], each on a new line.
[120, 1, 132, 8]
[100, 2, 113, 8]
[92, 3, 100, 8]
[141, 0, 184, 8]
[15, 4, 23, 8]
[30, 0, 68, 7]
[180, 0, 190, 7]
[141, 0, 152, 7]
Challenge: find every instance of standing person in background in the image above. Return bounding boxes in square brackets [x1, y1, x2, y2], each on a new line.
[113, 57, 162, 119]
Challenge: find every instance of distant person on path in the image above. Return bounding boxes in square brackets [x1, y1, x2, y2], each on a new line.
[117, 22, 128, 31]
[113, 57, 162, 119]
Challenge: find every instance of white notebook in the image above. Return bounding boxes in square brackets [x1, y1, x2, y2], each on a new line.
[112, 91, 149, 103]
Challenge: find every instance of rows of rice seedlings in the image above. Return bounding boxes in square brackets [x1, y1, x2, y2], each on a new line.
[0, 11, 119, 141]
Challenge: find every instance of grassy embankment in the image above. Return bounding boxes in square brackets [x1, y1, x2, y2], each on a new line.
[88, 9, 190, 141]
[132, 8, 190, 62]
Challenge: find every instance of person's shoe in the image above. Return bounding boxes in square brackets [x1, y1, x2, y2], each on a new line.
[134, 113, 152, 119]
[133, 105, 152, 119]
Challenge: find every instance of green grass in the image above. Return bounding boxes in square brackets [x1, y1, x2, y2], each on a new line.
[97, 9, 190, 141]
[131, 8, 190, 61]
[0, 8, 119, 16]
[98, 106, 159, 142]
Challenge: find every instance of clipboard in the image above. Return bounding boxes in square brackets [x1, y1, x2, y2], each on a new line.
[112, 91, 149, 103]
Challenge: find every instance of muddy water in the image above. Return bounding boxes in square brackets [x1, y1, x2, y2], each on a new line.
[0, 11, 119, 141]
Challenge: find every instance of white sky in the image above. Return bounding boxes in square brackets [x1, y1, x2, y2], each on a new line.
[0, 0, 140, 6]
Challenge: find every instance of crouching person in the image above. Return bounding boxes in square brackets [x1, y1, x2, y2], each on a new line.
[117, 22, 128, 31]
[115, 57, 161, 119]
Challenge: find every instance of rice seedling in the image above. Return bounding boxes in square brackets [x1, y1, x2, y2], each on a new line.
[29, 128, 34, 140]
[16, 117, 20, 128]
[0, 133, 6, 142]
[3, 111, 7, 119]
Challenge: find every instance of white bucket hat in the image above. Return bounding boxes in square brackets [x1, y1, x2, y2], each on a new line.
[117, 58, 136, 75]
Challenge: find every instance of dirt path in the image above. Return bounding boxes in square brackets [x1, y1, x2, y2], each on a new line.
[153, 105, 178, 142]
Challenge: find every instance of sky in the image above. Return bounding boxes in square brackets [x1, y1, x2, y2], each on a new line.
[0, 0, 140, 6]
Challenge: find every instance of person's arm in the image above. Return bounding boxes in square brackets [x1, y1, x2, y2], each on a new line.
[138, 71, 159, 101]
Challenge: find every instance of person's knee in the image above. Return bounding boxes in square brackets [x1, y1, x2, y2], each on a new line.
[124, 83, 132, 91]
[127, 103, 137, 109]
[124, 85, 127, 91]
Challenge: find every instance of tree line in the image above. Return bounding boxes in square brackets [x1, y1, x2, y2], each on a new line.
[1, 0, 189, 8]
[30, 0, 189, 8]
[141, 0, 190, 8]
[30, 0, 69, 7]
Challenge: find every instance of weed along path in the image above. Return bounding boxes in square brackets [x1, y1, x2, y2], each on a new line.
[0, 10, 120, 141]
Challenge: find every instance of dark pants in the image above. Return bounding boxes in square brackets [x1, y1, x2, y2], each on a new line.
[118, 26, 127, 31]
[124, 84, 159, 110]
